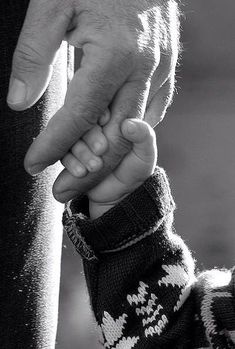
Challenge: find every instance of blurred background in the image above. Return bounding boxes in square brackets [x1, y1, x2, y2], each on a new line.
[56, 1, 235, 347]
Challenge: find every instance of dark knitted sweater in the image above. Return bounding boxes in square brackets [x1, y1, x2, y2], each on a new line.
[63, 167, 235, 349]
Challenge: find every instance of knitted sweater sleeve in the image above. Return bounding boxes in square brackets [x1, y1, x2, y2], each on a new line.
[62, 167, 235, 349]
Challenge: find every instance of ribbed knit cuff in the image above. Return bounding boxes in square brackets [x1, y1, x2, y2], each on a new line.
[62, 167, 175, 260]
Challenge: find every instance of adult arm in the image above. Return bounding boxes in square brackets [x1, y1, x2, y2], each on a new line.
[0, 1, 66, 345]
[7, 0, 180, 202]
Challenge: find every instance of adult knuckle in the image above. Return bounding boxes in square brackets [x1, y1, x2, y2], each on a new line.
[46, 131, 69, 158]
[87, 69, 116, 96]
[102, 28, 137, 62]
[163, 78, 175, 107]
[143, 55, 158, 75]
[163, 45, 179, 72]
[153, 52, 177, 87]
[84, 100, 107, 123]
[112, 134, 131, 157]
[47, 0, 71, 20]
[119, 46, 136, 71]
[66, 101, 104, 130]
[12, 42, 43, 73]
[116, 34, 137, 58]
[132, 47, 159, 79]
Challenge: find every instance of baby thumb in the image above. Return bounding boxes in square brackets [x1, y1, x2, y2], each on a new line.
[121, 119, 157, 162]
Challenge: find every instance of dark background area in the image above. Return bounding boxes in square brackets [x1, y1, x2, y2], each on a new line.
[57, 1, 235, 347]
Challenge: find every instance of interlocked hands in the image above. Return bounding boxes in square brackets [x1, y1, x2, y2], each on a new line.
[7, 0, 179, 202]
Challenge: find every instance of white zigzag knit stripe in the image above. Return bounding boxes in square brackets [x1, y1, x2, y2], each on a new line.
[113, 336, 140, 349]
[135, 294, 159, 316]
[144, 314, 168, 337]
[101, 312, 127, 348]
[158, 264, 195, 312]
[100, 311, 139, 349]
[174, 284, 192, 312]
[127, 281, 149, 306]
[158, 265, 190, 288]
[127, 281, 168, 338]
[142, 306, 163, 325]
[201, 291, 232, 341]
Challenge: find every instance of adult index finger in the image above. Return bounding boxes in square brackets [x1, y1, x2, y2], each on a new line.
[24, 46, 129, 175]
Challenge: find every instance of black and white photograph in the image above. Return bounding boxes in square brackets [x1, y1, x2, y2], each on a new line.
[1, 1, 235, 348]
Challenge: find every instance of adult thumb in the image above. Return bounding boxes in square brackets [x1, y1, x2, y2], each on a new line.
[7, 0, 72, 111]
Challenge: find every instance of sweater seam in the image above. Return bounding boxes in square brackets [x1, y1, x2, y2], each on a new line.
[100, 216, 165, 254]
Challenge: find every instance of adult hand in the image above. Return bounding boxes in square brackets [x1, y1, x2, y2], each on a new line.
[7, 0, 179, 202]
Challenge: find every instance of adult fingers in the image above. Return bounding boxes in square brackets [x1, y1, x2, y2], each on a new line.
[7, 0, 73, 110]
[109, 77, 151, 125]
[145, 77, 175, 128]
[24, 48, 128, 175]
[52, 78, 151, 202]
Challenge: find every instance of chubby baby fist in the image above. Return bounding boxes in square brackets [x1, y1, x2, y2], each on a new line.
[61, 110, 110, 177]
[88, 118, 158, 219]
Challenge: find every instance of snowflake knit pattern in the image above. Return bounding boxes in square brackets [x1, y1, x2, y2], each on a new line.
[63, 167, 235, 349]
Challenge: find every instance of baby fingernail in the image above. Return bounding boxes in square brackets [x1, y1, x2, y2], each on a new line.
[88, 159, 100, 171]
[127, 120, 137, 134]
[75, 166, 85, 177]
[94, 142, 103, 153]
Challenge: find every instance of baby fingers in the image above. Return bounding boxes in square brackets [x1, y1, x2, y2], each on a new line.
[61, 152, 88, 177]
[82, 124, 109, 156]
[61, 139, 104, 177]
[61, 113, 110, 178]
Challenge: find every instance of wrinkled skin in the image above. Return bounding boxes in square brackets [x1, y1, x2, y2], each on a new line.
[8, 0, 180, 202]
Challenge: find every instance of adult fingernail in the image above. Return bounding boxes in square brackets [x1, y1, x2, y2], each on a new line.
[27, 164, 45, 175]
[7, 78, 27, 105]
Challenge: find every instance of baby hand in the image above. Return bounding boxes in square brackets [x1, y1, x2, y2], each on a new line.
[61, 110, 110, 177]
[62, 117, 157, 219]
[89, 118, 157, 219]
